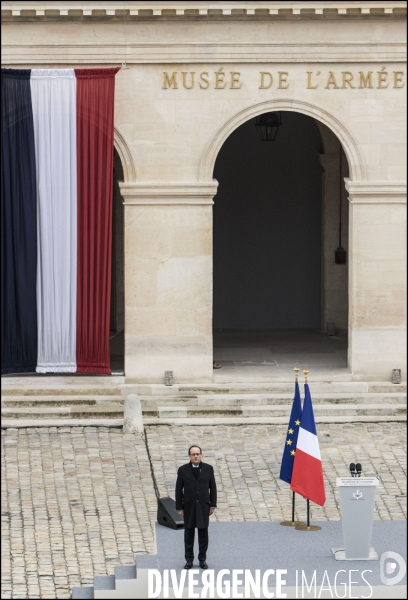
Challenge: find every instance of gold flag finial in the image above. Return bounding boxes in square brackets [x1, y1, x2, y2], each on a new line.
[294, 363, 300, 382]
[303, 366, 309, 383]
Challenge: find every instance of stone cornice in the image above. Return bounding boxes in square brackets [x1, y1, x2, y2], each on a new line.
[119, 182, 218, 205]
[1, 1, 406, 20]
[2, 42, 406, 65]
[345, 180, 407, 203]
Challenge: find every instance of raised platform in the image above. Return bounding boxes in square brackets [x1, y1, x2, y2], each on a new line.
[72, 520, 407, 599]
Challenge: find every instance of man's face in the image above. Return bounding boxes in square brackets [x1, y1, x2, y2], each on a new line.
[189, 447, 202, 465]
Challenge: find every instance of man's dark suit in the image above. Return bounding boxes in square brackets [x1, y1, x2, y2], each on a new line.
[175, 462, 217, 562]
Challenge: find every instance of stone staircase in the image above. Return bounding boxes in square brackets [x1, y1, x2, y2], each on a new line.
[1, 376, 125, 427]
[1, 377, 406, 427]
[71, 558, 155, 599]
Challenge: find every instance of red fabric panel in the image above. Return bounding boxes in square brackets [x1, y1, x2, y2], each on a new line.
[75, 67, 120, 374]
[290, 448, 326, 507]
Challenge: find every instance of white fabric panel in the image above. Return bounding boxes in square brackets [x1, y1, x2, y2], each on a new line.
[31, 69, 77, 373]
[296, 427, 321, 461]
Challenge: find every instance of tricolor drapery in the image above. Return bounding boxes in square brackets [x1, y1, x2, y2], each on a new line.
[1, 67, 120, 375]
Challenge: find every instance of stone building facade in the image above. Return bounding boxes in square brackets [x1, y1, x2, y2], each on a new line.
[2, 1, 406, 383]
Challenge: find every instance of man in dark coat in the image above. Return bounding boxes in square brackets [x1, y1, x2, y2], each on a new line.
[176, 445, 217, 569]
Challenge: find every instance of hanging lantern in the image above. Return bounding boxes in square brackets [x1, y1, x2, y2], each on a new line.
[255, 112, 283, 141]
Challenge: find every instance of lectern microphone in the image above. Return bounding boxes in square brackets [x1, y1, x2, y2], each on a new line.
[349, 463, 356, 477]
[355, 463, 362, 477]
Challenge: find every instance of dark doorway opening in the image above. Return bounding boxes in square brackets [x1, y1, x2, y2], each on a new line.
[110, 148, 125, 374]
[212, 111, 348, 378]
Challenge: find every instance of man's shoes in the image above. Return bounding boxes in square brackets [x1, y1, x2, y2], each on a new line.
[184, 561, 193, 569]
[199, 561, 208, 569]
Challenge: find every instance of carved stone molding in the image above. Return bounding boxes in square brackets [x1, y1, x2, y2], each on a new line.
[2, 1, 406, 20]
[345, 179, 407, 203]
[119, 181, 218, 205]
[2, 42, 406, 65]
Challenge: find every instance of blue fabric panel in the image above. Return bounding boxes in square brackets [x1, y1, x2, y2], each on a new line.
[1, 69, 38, 374]
[279, 381, 303, 483]
[301, 384, 318, 435]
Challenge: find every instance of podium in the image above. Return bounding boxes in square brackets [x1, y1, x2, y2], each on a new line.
[332, 477, 379, 560]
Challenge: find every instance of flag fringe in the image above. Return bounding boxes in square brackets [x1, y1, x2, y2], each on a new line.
[36, 365, 77, 373]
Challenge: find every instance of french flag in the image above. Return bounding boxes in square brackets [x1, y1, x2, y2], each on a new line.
[1, 67, 119, 375]
[290, 383, 326, 506]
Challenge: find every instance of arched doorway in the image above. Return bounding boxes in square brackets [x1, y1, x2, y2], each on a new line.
[212, 111, 350, 379]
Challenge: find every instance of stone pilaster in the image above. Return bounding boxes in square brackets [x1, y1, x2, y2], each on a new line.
[120, 182, 217, 383]
[346, 180, 407, 381]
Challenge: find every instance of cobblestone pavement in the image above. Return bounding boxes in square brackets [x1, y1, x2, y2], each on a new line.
[1, 423, 407, 599]
[1, 427, 156, 600]
[146, 422, 407, 523]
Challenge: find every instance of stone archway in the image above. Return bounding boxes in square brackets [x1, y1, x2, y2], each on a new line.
[204, 101, 358, 377]
[113, 125, 137, 183]
[199, 99, 366, 183]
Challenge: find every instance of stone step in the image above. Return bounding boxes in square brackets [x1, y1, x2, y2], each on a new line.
[367, 383, 407, 393]
[213, 373, 355, 383]
[123, 381, 373, 395]
[241, 404, 406, 417]
[1, 386, 123, 396]
[2, 380, 405, 398]
[2, 396, 125, 407]
[3, 410, 406, 428]
[181, 382, 407, 393]
[2, 392, 405, 409]
[1, 380, 405, 428]
[155, 403, 406, 419]
[1, 418, 124, 428]
[143, 415, 407, 425]
[72, 562, 144, 599]
[3, 398, 405, 419]
[2, 396, 405, 423]
[139, 392, 407, 406]
[1, 406, 125, 419]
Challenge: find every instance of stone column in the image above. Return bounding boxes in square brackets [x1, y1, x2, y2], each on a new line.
[346, 181, 407, 381]
[119, 182, 217, 383]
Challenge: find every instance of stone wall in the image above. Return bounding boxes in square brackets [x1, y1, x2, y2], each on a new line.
[2, 3, 406, 381]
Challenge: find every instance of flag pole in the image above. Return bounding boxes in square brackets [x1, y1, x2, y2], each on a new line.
[296, 367, 322, 532]
[280, 364, 306, 527]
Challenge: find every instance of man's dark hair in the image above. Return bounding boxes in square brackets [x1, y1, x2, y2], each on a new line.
[188, 445, 202, 455]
